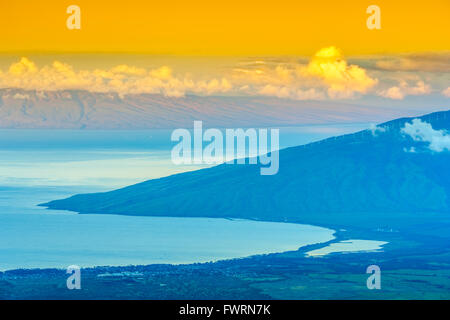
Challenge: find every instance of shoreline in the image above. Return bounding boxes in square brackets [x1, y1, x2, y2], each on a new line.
[0, 215, 342, 273]
[2, 216, 449, 299]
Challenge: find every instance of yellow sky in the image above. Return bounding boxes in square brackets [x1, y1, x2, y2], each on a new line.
[1, 0, 449, 55]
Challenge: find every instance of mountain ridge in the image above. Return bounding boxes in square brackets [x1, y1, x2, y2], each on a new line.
[0, 88, 442, 129]
[41, 110, 450, 228]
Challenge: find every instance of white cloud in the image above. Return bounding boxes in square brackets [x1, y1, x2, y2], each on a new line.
[12, 93, 30, 100]
[403, 147, 417, 153]
[0, 49, 378, 101]
[8, 57, 38, 75]
[442, 87, 450, 97]
[0, 58, 232, 98]
[401, 119, 450, 152]
[231, 47, 378, 100]
[368, 124, 387, 136]
[257, 84, 325, 100]
[301, 46, 378, 98]
[378, 81, 431, 100]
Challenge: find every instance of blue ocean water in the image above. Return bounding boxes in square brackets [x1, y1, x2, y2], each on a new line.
[0, 211, 336, 270]
[0, 124, 369, 270]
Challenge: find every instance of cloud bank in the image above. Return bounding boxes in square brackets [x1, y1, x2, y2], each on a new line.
[1, 48, 445, 101]
[0, 47, 384, 100]
[378, 81, 431, 100]
[0, 58, 232, 98]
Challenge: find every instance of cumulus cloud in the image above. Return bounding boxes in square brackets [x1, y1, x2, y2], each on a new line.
[110, 64, 147, 76]
[149, 66, 172, 80]
[442, 87, 450, 97]
[401, 119, 450, 152]
[0, 58, 232, 98]
[301, 46, 378, 98]
[12, 93, 30, 100]
[368, 124, 387, 136]
[0, 49, 378, 100]
[378, 80, 431, 100]
[230, 46, 377, 99]
[8, 57, 38, 75]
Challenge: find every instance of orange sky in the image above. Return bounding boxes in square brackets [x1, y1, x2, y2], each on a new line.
[1, 0, 449, 55]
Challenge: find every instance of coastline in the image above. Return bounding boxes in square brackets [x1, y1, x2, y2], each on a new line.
[0, 214, 338, 272]
[2, 221, 449, 299]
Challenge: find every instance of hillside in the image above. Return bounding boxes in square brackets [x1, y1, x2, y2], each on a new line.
[42, 110, 450, 227]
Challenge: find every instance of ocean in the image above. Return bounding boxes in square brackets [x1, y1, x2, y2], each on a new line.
[0, 123, 370, 270]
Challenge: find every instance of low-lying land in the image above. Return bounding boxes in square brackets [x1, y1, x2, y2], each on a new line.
[2, 220, 449, 300]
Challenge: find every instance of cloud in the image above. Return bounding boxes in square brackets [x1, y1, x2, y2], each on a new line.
[110, 64, 147, 76]
[0, 49, 377, 100]
[230, 46, 377, 100]
[301, 46, 378, 98]
[8, 57, 38, 75]
[442, 87, 450, 97]
[401, 119, 450, 152]
[0, 58, 232, 98]
[375, 53, 450, 72]
[378, 80, 431, 100]
[368, 124, 387, 136]
[149, 66, 172, 80]
[403, 147, 417, 153]
[12, 93, 30, 100]
[257, 85, 325, 100]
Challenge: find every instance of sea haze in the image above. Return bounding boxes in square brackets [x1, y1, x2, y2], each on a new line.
[0, 124, 370, 187]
